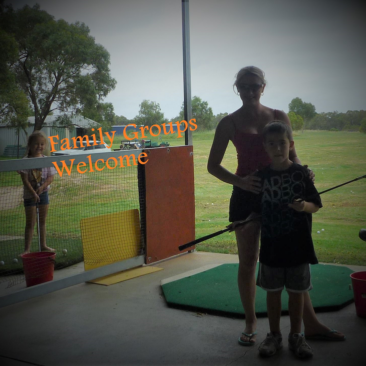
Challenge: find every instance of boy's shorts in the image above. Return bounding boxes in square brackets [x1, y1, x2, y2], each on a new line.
[256, 262, 313, 293]
[24, 191, 49, 207]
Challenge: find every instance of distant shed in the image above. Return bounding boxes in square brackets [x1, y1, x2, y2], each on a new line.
[0, 115, 99, 157]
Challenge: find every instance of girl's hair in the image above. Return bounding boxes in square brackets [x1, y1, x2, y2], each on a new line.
[26, 130, 48, 157]
[262, 121, 293, 142]
[233, 66, 267, 94]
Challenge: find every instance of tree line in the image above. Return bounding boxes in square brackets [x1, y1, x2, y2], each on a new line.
[117, 97, 366, 134]
[288, 97, 366, 133]
[116, 97, 227, 132]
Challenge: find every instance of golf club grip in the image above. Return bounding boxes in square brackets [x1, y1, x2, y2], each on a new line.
[179, 228, 230, 251]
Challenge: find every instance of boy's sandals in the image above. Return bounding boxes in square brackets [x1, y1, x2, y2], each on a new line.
[288, 333, 313, 359]
[258, 332, 283, 357]
[305, 329, 345, 341]
[238, 332, 257, 346]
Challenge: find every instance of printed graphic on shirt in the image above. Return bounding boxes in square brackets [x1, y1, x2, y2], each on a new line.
[261, 169, 306, 239]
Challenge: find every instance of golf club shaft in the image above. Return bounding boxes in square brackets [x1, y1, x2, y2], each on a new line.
[178, 228, 230, 251]
[36, 203, 41, 252]
[282, 173, 366, 207]
[180, 174, 366, 251]
[318, 174, 366, 195]
[178, 215, 261, 251]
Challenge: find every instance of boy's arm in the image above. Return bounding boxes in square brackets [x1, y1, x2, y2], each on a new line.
[288, 165, 322, 213]
[288, 199, 320, 214]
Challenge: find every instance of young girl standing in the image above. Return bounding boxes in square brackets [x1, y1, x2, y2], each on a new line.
[18, 131, 57, 255]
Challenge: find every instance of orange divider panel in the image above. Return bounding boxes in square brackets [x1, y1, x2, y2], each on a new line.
[144, 146, 195, 263]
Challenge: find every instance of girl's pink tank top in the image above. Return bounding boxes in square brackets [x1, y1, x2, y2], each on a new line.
[231, 110, 277, 177]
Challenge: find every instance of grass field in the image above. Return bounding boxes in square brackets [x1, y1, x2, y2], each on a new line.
[187, 130, 366, 265]
[1, 130, 366, 268]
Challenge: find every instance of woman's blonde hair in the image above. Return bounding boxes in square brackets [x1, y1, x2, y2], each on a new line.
[233, 66, 267, 94]
[26, 130, 49, 157]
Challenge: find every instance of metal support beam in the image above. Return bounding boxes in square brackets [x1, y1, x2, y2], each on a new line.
[0, 255, 145, 308]
[182, 0, 192, 146]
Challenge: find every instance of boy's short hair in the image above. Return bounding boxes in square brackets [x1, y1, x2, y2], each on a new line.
[262, 121, 293, 142]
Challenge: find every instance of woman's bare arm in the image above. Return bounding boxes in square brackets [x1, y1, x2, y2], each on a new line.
[207, 117, 262, 194]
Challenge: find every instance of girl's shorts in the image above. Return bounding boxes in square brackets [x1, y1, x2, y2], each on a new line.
[24, 191, 49, 207]
[229, 185, 253, 222]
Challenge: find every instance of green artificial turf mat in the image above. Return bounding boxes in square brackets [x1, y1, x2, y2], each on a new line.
[161, 263, 355, 317]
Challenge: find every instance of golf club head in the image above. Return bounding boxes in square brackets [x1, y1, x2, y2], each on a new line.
[359, 229, 366, 242]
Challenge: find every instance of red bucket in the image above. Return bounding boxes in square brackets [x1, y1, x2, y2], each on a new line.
[350, 271, 366, 318]
[21, 252, 56, 287]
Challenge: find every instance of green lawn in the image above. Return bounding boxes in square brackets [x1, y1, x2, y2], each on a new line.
[1, 130, 366, 268]
[189, 130, 366, 265]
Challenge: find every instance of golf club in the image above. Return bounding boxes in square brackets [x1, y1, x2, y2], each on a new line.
[36, 202, 41, 252]
[178, 215, 261, 251]
[179, 174, 366, 251]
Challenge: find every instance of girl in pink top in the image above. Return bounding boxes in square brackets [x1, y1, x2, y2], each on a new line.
[207, 66, 344, 344]
[18, 131, 57, 255]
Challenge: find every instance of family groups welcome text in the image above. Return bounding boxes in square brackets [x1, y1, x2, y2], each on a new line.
[49, 119, 197, 176]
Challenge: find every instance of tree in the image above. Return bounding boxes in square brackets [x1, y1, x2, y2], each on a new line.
[179, 96, 214, 130]
[0, 28, 30, 133]
[82, 102, 115, 133]
[134, 100, 166, 127]
[114, 115, 132, 125]
[360, 118, 366, 134]
[0, 3, 116, 132]
[212, 112, 228, 129]
[288, 98, 316, 124]
[287, 111, 304, 131]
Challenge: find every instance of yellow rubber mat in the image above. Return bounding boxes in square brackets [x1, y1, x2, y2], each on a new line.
[88, 266, 163, 286]
[80, 209, 141, 271]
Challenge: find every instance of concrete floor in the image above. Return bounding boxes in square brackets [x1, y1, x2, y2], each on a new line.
[0, 252, 365, 366]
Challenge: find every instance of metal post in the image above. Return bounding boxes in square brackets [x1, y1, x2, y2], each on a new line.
[182, 0, 192, 146]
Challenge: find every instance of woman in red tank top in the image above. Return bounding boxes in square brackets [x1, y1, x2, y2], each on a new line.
[208, 66, 344, 345]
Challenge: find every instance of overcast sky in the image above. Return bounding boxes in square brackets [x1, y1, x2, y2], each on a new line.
[10, 0, 366, 120]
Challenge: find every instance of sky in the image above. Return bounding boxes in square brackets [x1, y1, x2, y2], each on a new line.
[9, 0, 366, 120]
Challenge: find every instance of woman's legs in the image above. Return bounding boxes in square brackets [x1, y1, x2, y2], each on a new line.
[236, 221, 261, 343]
[303, 291, 345, 340]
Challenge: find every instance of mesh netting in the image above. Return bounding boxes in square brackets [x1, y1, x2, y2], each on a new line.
[0, 152, 144, 288]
